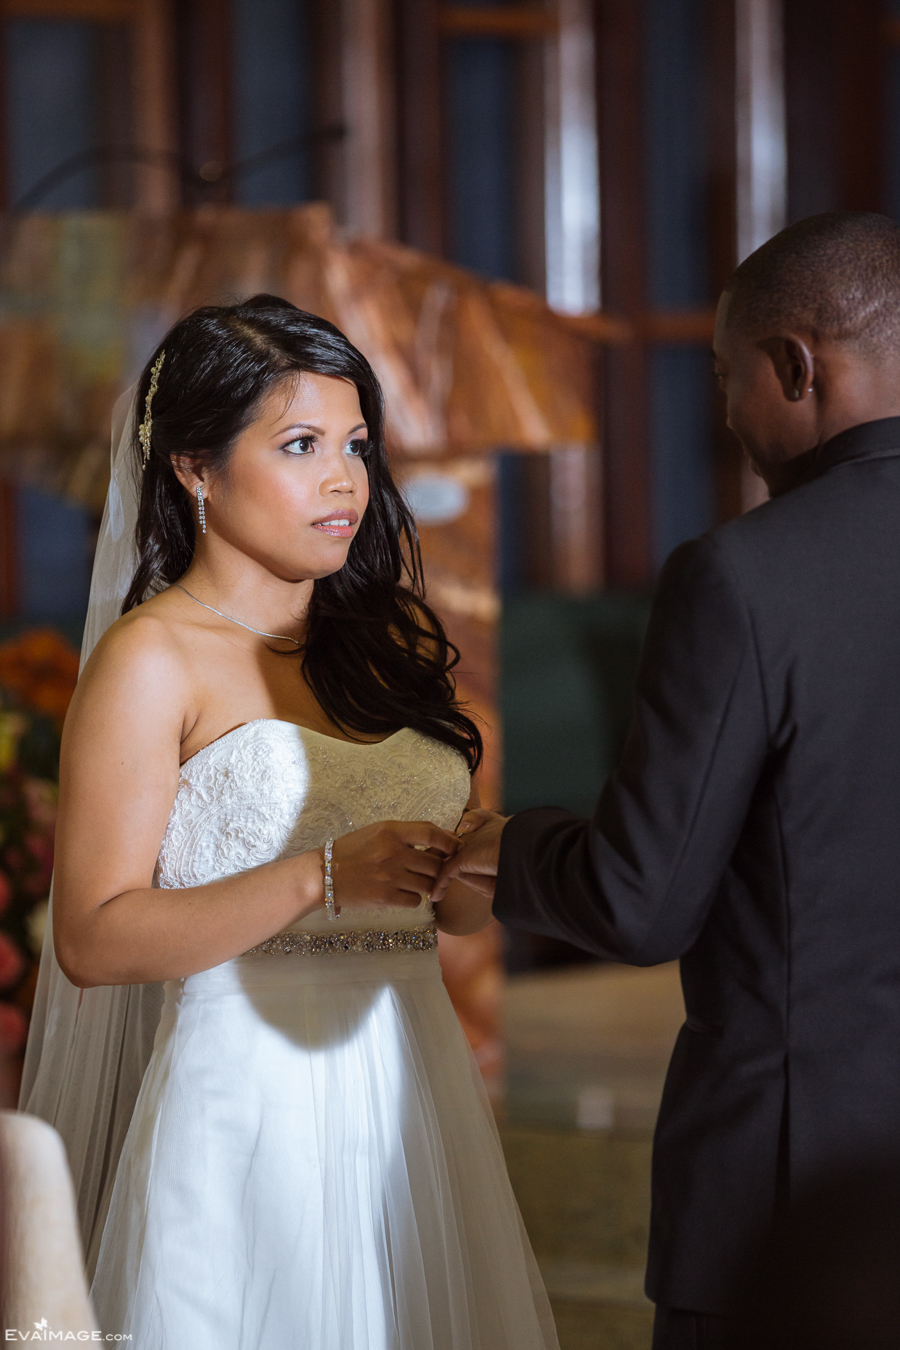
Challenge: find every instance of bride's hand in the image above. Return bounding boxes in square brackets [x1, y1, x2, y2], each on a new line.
[330, 821, 460, 911]
[430, 810, 509, 903]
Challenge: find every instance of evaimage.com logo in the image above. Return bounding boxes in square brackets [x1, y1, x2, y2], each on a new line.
[4, 1319, 131, 1342]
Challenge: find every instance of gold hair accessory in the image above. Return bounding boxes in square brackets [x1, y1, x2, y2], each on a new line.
[139, 350, 166, 469]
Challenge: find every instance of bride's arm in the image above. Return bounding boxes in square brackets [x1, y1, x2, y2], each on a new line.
[431, 783, 496, 936]
[53, 614, 458, 989]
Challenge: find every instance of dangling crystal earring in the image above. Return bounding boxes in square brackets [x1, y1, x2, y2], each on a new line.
[197, 484, 207, 534]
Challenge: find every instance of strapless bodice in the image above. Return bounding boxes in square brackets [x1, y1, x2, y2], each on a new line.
[155, 720, 471, 933]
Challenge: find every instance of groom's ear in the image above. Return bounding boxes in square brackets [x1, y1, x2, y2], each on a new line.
[760, 333, 816, 403]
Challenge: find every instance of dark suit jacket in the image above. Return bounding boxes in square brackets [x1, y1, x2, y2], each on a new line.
[493, 417, 900, 1314]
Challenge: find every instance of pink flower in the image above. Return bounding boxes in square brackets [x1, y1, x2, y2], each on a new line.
[0, 933, 24, 988]
[24, 831, 54, 875]
[0, 1002, 27, 1054]
[2, 847, 25, 873]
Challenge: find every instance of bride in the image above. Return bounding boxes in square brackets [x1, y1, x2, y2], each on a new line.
[19, 295, 559, 1349]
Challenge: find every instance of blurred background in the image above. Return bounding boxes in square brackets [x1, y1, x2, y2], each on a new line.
[0, 5, 896, 1340]
[0, 0, 897, 1007]
[0, 5, 894, 1032]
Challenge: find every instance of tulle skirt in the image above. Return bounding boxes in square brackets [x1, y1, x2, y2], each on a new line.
[89, 946, 559, 1350]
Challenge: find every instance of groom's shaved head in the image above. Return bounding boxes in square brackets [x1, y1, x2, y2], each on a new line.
[724, 212, 900, 360]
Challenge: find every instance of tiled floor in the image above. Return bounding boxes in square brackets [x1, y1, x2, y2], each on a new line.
[502, 960, 686, 1131]
[499, 961, 686, 1349]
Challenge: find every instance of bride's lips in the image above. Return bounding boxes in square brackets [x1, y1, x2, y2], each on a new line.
[311, 509, 359, 538]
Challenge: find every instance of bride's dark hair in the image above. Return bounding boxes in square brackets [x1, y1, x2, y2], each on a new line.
[122, 294, 482, 771]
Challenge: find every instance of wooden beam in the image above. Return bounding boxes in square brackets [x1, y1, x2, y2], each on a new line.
[543, 0, 600, 312]
[706, 0, 742, 523]
[0, 15, 7, 209]
[734, 0, 784, 507]
[1, 0, 135, 17]
[549, 443, 604, 591]
[338, 0, 397, 238]
[513, 37, 546, 292]
[132, 0, 178, 210]
[704, 0, 784, 519]
[174, 0, 233, 204]
[310, 0, 344, 214]
[783, 0, 838, 221]
[707, 0, 737, 287]
[560, 309, 717, 345]
[783, 0, 883, 218]
[395, 0, 445, 254]
[97, 21, 135, 206]
[437, 6, 557, 39]
[641, 309, 717, 342]
[735, 0, 787, 261]
[833, 0, 884, 212]
[312, 0, 397, 237]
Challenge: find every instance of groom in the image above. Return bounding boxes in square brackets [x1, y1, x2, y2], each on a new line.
[437, 212, 900, 1347]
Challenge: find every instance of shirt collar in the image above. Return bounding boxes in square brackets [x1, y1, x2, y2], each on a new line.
[801, 416, 900, 483]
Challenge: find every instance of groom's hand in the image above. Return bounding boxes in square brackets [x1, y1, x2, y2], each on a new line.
[431, 810, 509, 903]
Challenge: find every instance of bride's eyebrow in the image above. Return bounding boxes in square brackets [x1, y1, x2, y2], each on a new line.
[274, 422, 368, 436]
[276, 422, 323, 436]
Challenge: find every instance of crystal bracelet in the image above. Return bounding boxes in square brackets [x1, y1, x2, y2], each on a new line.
[323, 837, 338, 921]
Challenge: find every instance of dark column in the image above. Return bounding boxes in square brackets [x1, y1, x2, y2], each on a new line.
[395, 0, 446, 255]
[833, 0, 885, 213]
[784, 0, 838, 221]
[0, 481, 17, 620]
[784, 0, 884, 220]
[97, 21, 136, 207]
[175, 0, 233, 202]
[596, 0, 653, 587]
[706, 0, 743, 524]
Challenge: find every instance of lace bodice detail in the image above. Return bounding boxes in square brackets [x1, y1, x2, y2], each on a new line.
[156, 720, 471, 932]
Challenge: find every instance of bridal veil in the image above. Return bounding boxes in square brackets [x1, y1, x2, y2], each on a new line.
[18, 386, 166, 1278]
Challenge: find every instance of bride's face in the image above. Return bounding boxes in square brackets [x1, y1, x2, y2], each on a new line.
[193, 372, 370, 581]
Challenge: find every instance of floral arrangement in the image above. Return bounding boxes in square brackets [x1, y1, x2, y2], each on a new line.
[0, 629, 80, 1065]
[0, 627, 80, 734]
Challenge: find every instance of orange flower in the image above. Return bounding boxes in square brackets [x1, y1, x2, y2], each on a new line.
[0, 628, 80, 731]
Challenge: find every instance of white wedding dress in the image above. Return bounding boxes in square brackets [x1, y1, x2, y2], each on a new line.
[88, 718, 559, 1350]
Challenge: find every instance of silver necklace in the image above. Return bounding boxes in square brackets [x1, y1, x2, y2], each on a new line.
[174, 584, 302, 646]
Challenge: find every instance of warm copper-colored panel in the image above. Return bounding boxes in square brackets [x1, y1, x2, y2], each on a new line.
[641, 309, 717, 343]
[0, 206, 605, 479]
[437, 6, 557, 38]
[132, 0, 178, 212]
[391, 452, 500, 807]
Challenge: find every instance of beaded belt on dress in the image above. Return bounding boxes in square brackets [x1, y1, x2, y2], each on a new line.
[242, 920, 439, 957]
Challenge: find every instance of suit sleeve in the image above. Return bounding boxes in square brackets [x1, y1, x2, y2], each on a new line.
[492, 534, 769, 965]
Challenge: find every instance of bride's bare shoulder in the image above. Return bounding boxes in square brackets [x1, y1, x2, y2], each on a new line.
[85, 596, 188, 678]
[67, 595, 193, 740]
